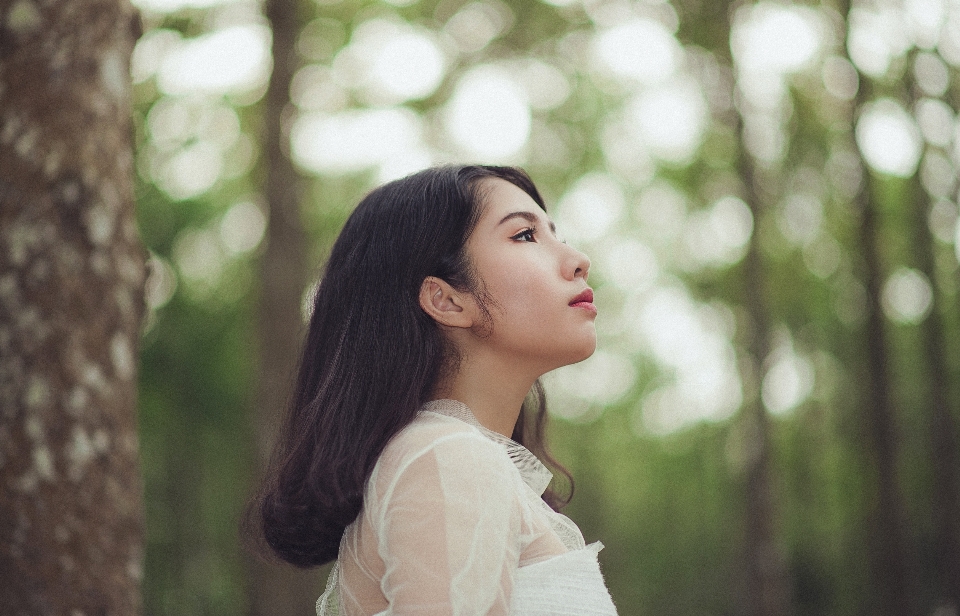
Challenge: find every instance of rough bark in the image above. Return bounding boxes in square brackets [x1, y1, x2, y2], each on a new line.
[245, 0, 321, 612]
[0, 0, 146, 613]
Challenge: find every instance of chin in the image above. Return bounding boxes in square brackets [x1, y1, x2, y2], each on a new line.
[553, 334, 597, 369]
[572, 339, 598, 364]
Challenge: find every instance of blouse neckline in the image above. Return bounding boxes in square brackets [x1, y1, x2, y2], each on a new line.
[419, 399, 554, 496]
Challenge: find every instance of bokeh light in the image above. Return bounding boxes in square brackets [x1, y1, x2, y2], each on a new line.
[291, 107, 430, 181]
[144, 253, 177, 310]
[548, 350, 637, 420]
[915, 97, 955, 147]
[821, 56, 859, 101]
[157, 25, 271, 96]
[731, 3, 823, 75]
[630, 284, 742, 435]
[920, 150, 956, 198]
[777, 193, 823, 247]
[172, 228, 226, 292]
[331, 19, 446, 106]
[444, 65, 531, 161]
[633, 180, 688, 251]
[928, 199, 959, 243]
[598, 238, 659, 292]
[219, 201, 266, 256]
[592, 18, 680, 85]
[556, 173, 624, 243]
[847, 5, 912, 78]
[444, 1, 513, 53]
[856, 99, 923, 177]
[905, 0, 947, 49]
[131, 0, 235, 13]
[512, 60, 571, 111]
[679, 196, 753, 270]
[625, 77, 708, 164]
[761, 333, 814, 416]
[882, 267, 933, 324]
[914, 51, 950, 96]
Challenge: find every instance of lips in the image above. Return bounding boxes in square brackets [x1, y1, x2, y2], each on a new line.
[569, 289, 597, 314]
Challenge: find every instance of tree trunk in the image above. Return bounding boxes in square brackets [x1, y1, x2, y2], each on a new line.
[903, 66, 960, 610]
[912, 179, 960, 613]
[832, 1, 912, 611]
[854, 174, 911, 616]
[0, 0, 146, 613]
[245, 0, 322, 612]
[734, 118, 793, 616]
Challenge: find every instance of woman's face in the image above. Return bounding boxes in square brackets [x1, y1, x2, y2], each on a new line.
[464, 178, 597, 374]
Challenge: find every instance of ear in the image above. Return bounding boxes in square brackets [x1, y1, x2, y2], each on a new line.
[419, 277, 475, 328]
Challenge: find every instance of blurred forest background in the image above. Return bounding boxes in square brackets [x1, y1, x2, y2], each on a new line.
[122, 0, 960, 613]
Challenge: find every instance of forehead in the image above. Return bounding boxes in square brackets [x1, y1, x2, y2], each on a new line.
[475, 178, 547, 222]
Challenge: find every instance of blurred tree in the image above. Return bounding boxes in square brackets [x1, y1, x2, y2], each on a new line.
[726, 16, 794, 616]
[733, 117, 794, 616]
[0, 0, 147, 612]
[838, 0, 913, 612]
[902, 51, 960, 615]
[244, 0, 323, 613]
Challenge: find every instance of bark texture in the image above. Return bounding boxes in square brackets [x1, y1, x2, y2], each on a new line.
[0, 0, 146, 613]
[245, 0, 322, 612]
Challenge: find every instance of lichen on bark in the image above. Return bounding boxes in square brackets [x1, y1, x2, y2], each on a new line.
[0, 0, 147, 613]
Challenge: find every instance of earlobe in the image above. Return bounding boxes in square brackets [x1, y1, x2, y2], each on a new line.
[419, 277, 474, 328]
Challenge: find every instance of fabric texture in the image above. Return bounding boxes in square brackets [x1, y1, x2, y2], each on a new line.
[316, 399, 618, 615]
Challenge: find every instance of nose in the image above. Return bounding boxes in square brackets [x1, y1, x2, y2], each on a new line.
[565, 244, 590, 281]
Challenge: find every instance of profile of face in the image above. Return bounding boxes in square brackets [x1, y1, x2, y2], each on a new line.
[422, 177, 597, 378]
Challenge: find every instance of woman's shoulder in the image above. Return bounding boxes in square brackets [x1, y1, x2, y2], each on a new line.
[369, 411, 517, 496]
[379, 411, 500, 467]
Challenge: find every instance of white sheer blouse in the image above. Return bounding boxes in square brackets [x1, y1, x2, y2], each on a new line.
[316, 399, 618, 615]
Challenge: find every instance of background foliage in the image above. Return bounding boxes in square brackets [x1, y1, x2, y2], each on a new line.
[129, 0, 960, 614]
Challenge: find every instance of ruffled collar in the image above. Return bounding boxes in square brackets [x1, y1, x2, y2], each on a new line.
[419, 399, 554, 496]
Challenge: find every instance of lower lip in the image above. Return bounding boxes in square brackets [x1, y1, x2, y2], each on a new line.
[570, 301, 597, 315]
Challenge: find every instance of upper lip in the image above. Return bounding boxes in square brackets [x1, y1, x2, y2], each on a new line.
[569, 289, 594, 305]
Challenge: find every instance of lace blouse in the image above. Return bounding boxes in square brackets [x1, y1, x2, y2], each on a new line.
[316, 399, 618, 615]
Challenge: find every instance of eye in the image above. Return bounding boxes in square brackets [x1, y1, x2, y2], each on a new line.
[511, 227, 537, 242]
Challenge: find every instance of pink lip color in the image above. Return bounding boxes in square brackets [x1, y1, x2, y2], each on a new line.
[571, 301, 598, 315]
[569, 289, 597, 315]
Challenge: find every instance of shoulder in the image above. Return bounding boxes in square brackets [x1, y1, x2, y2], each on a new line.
[379, 412, 505, 472]
[368, 412, 519, 502]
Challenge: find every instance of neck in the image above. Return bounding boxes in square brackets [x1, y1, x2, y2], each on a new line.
[433, 347, 538, 437]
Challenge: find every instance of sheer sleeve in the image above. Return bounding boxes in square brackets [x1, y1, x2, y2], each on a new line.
[370, 430, 524, 615]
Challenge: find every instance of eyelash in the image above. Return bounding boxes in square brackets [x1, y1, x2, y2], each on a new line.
[511, 227, 537, 242]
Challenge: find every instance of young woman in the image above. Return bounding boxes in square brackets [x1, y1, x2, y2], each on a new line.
[251, 165, 618, 615]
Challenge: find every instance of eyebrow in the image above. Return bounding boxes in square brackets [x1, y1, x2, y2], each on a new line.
[497, 211, 557, 235]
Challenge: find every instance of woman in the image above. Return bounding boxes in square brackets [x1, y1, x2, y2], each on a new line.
[251, 165, 618, 615]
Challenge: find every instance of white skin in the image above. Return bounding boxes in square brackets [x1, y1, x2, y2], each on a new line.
[418, 177, 596, 437]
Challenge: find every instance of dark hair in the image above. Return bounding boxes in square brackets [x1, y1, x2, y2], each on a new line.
[248, 165, 573, 568]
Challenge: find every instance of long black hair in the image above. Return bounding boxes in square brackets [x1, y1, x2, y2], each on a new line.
[249, 165, 573, 568]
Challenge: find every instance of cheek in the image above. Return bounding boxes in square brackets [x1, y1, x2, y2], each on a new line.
[485, 266, 551, 320]
[481, 264, 596, 367]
